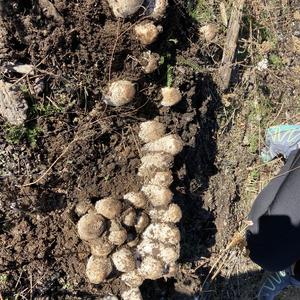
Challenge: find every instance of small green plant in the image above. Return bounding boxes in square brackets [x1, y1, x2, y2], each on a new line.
[4, 124, 42, 148]
[187, 0, 214, 24]
[166, 65, 173, 87]
[0, 273, 8, 285]
[31, 102, 65, 117]
[268, 53, 283, 68]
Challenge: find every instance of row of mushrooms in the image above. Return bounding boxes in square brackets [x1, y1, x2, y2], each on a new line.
[77, 120, 183, 300]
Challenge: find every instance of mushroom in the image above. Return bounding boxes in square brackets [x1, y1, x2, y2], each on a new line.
[112, 247, 136, 272]
[104, 80, 136, 107]
[135, 212, 150, 233]
[139, 256, 164, 280]
[124, 192, 147, 209]
[142, 134, 183, 155]
[121, 288, 143, 300]
[89, 237, 115, 257]
[161, 87, 182, 106]
[107, 0, 143, 18]
[134, 21, 162, 45]
[95, 197, 122, 220]
[121, 270, 144, 287]
[199, 24, 218, 42]
[108, 220, 128, 246]
[149, 203, 182, 223]
[77, 212, 105, 241]
[141, 185, 173, 207]
[143, 223, 180, 245]
[86, 255, 112, 284]
[141, 51, 160, 74]
[148, 171, 173, 187]
[122, 208, 137, 227]
[138, 120, 166, 143]
[144, 0, 168, 19]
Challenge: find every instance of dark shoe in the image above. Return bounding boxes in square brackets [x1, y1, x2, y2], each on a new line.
[258, 267, 300, 299]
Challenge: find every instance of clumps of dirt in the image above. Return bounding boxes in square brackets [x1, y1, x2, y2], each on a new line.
[76, 120, 183, 299]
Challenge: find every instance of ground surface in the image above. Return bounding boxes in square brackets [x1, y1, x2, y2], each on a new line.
[0, 0, 300, 299]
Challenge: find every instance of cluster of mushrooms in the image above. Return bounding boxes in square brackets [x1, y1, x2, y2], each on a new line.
[77, 120, 183, 300]
[76, 1, 186, 299]
[103, 0, 183, 108]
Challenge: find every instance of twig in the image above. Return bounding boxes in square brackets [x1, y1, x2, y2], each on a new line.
[218, 0, 246, 91]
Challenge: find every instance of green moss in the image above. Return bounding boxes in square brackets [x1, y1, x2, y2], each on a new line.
[188, 0, 214, 24]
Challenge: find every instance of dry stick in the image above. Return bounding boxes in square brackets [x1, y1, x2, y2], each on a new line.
[218, 0, 246, 91]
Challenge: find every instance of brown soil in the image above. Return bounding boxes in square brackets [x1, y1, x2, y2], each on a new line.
[1, 0, 300, 299]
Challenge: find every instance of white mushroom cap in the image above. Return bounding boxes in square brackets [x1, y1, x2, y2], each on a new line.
[86, 256, 112, 284]
[135, 212, 150, 233]
[121, 288, 143, 300]
[139, 255, 164, 280]
[144, 0, 168, 19]
[121, 270, 144, 287]
[143, 223, 180, 245]
[104, 80, 136, 107]
[112, 247, 136, 272]
[134, 21, 162, 45]
[149, 203, 182, 223]
[89, 237, 115, 257]
[77, 212, 105, 241]
[141, 185, 173, 207]
[138, 120, 166, 143]
[95, 197, 122, 220]
[161, 87, 182, 106]
[142, 134, 183, 155]
[107, 0, 143, 18]
[124, 192, 147, 209]
[148, 171, 173, 187]
[108, 221, 128, 245]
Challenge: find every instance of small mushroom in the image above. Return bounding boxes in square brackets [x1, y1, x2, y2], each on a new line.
[77, 212, 105, 241]
[143, 223, 180, 245]
[121, 270, 144, 287]
[112, 247, 136, 272]
[142, 134, 183, 156]
[95, 197, 122, 220]
[123, 208, 137, 227]
[107, 0, 143, 18]
[121, 288, 143, 300]
[134, 21, 162, 45]
[135, 212, 150, 233]
[89, 237, 115, 257]
[148, 171, 173, 187]
[138, 120, 166, 143]
[144, 0, 168, 19]
[138, 152, 174, 178]
[75, 201, 93, 216]
[104, 80, 136, 107]
[124, 192, 147, 209]
[161, 87, 182, 106]
[139, 256, 164, 280]
[86, 255, 113, 284]
[199, 24, 218, 42]
[149, 203, 182, 223]
[108, 220, 128, 246]
[141, 185, 173, 207]
[141, 51, 160, 74]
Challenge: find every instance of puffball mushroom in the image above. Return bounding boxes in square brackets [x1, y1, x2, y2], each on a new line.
[107, 0, 143, 18]
[148, 171, 173, 187]
[137, 239, 179, 264]
[139, 256, 164, 280]
[135, 212, 150, 233]
[143, 223, 180, 245]
[123, 208, 137, 227]
[108, 220, 128, 245]
[199, 24, 218, 42]
[77, 212, 105, 241]
[89, 237, 115, 257]
[142, 51, 160, 74]
[112, 248, 136, 272]
[149, 203, 182, 223]
[142, 134, 183, 156]
[104, 80, 136, 107]
[121, 270, 144, 287]
[138, 152, 174, 178]
[138, 120, 166, 143]
[161, 87, 182, 107]
[75, 201, 93, 216]
[124, 192, 147, 209]
[141, 185, 173, 207]
[95, 197, 122, 220]
[134, 21, 162, 45]
[86, 256, 112, 284]
[121, 288, 143, 300]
